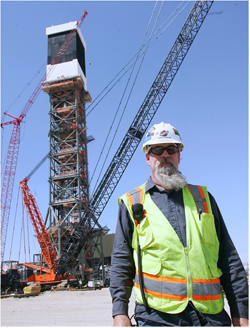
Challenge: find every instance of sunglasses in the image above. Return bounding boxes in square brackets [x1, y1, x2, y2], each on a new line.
[148, 145, 179, 155]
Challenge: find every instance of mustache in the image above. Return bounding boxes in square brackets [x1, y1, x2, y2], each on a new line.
[157, 157, 179, 176]
[158, 157, 176, 167]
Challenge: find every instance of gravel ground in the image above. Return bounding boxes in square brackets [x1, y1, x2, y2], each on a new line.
[1, 288, 230, 327]
[1, 287, 135, 327]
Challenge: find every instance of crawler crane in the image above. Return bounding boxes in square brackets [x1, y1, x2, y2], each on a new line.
[19, 154, 61, 283]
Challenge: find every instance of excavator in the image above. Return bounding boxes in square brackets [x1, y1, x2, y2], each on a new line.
[2, 1, 214, 292]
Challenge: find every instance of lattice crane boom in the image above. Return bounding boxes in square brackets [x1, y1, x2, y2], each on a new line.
[90, 1, 213, 218]
[20, 177, 58, 271]
[56, 0, 213, 275]
[1, 122, 21, 260]
[1, 11, 88, 262]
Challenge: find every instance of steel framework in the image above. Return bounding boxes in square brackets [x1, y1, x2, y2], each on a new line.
[41, 75, 92, 276]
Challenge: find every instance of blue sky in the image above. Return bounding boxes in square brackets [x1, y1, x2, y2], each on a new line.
[1, 1, 248, 265]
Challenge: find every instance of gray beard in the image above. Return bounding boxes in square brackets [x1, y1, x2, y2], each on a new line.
[153, 158, 187, 192]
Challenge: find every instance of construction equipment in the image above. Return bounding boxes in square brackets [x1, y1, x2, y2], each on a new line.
[1, 11, 88, 263]
[20, 178, 57, 272]
[1, 261, 22, 293]
[20, 177, 63, 283]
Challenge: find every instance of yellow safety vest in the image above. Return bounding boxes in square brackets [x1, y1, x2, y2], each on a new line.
[119, 183, 224, 314]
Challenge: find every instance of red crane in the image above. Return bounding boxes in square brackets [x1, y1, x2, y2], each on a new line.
[20, 177, 57, 271]
[19, 176, 64, 283]
[1, 11, 88, 263]
[19, 153, 76, 283]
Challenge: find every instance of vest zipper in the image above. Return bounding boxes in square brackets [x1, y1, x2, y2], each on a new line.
[184, 247, 192, 300]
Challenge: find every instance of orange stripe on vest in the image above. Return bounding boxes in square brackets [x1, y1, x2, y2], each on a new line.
[136, 270, 187, 284]
[134, 282, 187, 301]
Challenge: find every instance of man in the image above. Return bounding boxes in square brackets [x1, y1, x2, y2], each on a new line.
[110, 122, 248, 326]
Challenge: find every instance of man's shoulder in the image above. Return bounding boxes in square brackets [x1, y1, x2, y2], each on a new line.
[185, 184, 218, 210]
[186, 183, 207, 188]
[119, 182, 148, 202]
[122, 180, 150, 196]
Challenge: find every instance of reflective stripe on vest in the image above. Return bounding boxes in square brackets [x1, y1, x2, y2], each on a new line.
[134, 271, 221, 301]
[134, 270, 187, 301]
[187, 184, 210, 214]
[125, 184, 223, 309]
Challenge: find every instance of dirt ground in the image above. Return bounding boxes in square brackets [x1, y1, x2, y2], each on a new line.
[1, 288, 230, 327]
[1, 287, 135, 327]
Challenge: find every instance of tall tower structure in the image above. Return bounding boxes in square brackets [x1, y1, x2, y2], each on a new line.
[42, 21, 92, 275]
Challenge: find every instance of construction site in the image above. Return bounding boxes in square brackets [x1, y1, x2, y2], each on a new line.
[1, 1, 248, 326]
[1, 12, 115, 293]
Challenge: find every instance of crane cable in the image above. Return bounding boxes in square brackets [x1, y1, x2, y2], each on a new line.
[1, 62, 46, 125]
[90, 1, 165, 192]
[85, 1, 189, 118]
[89, 1, 190, 192]
[21, 200, 28, 263]
[8, 186, 20, 262]
[89, 1, 161, 187]
[18, 202, 24, 264]
[1, 62, 46, 183]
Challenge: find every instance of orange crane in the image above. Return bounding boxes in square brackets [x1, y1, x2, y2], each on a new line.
[1, 11, 88, 263]
[19, 154, 81, 283]
[20, 177, 59, 282]
[18, 153, 60, 282]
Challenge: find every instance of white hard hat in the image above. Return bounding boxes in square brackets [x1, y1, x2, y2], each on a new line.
[142, 122, 184, 153]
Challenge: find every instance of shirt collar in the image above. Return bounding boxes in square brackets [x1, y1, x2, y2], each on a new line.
[145, 177, 157, 193]
[145, 176, 183, 195]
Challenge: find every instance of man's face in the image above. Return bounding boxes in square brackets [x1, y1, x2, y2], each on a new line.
[146, 143, 180, 170]
[145, 143, 181, 187]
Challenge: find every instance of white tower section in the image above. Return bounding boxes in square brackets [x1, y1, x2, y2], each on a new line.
[45, 21, 88, 91]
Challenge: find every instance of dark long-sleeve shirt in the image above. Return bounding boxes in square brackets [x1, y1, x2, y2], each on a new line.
[110, 178, 248, 325]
